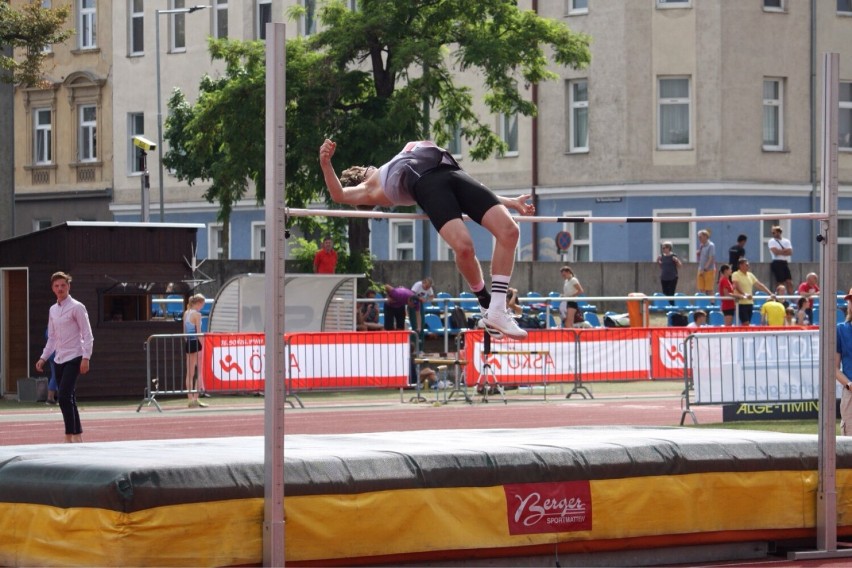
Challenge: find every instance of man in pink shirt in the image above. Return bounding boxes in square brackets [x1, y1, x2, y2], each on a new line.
[35, 272, 93, 443]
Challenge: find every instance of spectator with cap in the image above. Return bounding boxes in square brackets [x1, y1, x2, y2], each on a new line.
[768, 225, 793, 295]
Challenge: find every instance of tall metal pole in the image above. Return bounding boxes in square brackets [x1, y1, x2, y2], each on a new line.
[791, 51, 851, 561]
[155, 6, 209, 223]
[263, 22, 287, 568]
[155, 12, 165, 222]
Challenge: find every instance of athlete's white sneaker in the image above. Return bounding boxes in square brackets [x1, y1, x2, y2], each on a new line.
[479, 309, 527, 340]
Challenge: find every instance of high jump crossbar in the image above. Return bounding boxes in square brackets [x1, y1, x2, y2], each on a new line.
[286, 208, 826, 224]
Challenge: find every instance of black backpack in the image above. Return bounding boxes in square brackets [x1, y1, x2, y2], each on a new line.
[450, 307, 469, 329]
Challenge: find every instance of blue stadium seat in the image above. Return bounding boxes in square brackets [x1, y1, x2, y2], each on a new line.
[707, 311, 725, 326]
[458, 291, 480, 312]
[650, 292, 670, 314]
[583, 312, 601, 327]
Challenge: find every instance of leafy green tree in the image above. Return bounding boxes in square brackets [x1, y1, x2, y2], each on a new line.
[0, 0, 71, 86]
[1, 0, 71, 239]
[164, 0, 590, 266]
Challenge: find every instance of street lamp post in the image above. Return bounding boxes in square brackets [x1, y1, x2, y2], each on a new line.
[155, 5, 210, 222]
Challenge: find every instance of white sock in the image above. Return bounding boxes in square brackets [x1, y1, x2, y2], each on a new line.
[489, 275, 511, 314]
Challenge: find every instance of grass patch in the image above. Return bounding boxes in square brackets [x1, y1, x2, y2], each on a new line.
[685, 419, 838, 436]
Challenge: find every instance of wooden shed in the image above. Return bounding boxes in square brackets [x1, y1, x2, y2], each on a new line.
[0, 222, 204, 399]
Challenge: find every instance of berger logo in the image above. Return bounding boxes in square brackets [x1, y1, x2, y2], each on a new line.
[504, 481, 592, 535]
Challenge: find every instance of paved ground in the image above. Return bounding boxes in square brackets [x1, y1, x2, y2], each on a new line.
[3, 383, 852, 567]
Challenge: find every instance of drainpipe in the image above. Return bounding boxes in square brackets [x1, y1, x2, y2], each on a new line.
[810, 0, 818, 261]
[531, 0, 540, 260]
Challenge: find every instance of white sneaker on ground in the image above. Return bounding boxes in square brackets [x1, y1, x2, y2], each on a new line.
[479, 309, 527, 340]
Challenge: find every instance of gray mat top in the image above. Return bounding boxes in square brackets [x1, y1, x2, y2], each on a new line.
[0, 427, 846, 512]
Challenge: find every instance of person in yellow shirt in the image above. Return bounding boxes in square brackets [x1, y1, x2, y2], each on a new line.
[760, 294, 787, 326]
[731, 258, 772, 326]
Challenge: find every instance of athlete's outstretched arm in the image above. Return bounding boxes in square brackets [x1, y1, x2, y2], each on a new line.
[319, 139, 389, 207]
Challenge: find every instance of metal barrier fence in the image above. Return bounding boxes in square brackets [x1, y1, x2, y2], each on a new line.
[140, 327, 821, 412]
[679, 329, 838, 424]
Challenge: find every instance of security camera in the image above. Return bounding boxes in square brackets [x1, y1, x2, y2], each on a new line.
[132, 135, 157, 152]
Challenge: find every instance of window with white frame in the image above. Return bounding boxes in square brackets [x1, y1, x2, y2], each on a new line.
[568, 0, 588, 15]
[129, 0, 144, 55]
[657, 0, 691, 7]
[252, 223, 266, 260]
[79, 105, 97, 162]
[208, 224, 228, 260]
[437, 236, 455, 262]
[764, 0, 784, 11]
[302, 0, 317, 36]
[658, 77, 691, 148]
[33, 219, 52, 231]
[390, 220, 415, 260]
[839, 0, 852, 15]
[41, 0, 53, 53]
[763, 78, 784, 150]
[257, 0, 271, 40]
[446, 124, 462, 157]
[348, 0, 358, 10]
[78, 0, 97, 49]
[170, 0, 186, 51]
[567, 79, 589, 152]
[34, 108, 52, 165]
[213, 0, 228, 39]
[760, 211, 790, 262]
[499, 113, 518, 157]
[561, 211, 591, 262]
[128, 113, 145, 174]
[839, 215, 852, 261]
[652, 210, 694, 260]
[840, 82, 852, 150]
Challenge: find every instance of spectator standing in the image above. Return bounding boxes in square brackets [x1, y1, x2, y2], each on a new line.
[183, 294, 207, 408]
[718, 264, 739, 327]
[768, 225, 794, 295]
[34, 272, 93, 443]
[559, 266, 584, 328]
[410, 277, 435, 334]
[797, 272, 820, 323]
[313, 236, 338, 274]
[731, 258, 772, 327]
[382, 284, 415, 331]
[657, 241, 682, 306]
[760, 294, 787, 326]
[696, 229, 716, 300]
[728, 234, 748, 266]
[835, 287, 852, 435]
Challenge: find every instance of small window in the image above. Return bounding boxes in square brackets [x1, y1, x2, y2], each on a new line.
[170, 0, 187, 52]
[390, 220, 414, 260]
[302, 0, 317, 36]
[128, 112, 145, 174]
[568, 79, 589, 153]
[208, 223, 228, 259]
[41, 0, 53, 53]
[568, 0, 588, 15]
[79, 105, 97, 162]
[764, 0, 784, 11]
[657, 0, 691, 7]
[446, 124, 462, 157]
[839, 0, 852, 15]
[257, 0, 272, 40]
[252, 222, 266, 260]
[78, 0, 97, 49]
[213, 0, 228, 39]
[129, 0, 144, 55]
[34, 108, 52, 165]
[762, 78, 784, 151]
[839, 215, 852, 261]
[33, 219, 52, 232]
[653, 210, 694, 260]
[499, 113, 519, 157]
[658, 77, 691, 149]
[840, 82, 852, 150]
[561, 211, 592, 262]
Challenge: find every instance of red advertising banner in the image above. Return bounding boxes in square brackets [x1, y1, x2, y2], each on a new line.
[504, 481, 593, 535]
[202, 331, 411, 391]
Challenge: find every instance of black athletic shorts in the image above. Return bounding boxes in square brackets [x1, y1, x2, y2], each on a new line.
[412, 166, 501, 232]
[770, 260, 792, 283]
